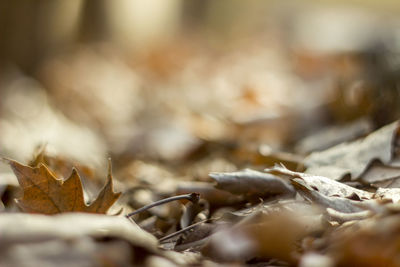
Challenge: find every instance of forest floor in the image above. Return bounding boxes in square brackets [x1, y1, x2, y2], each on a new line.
[0, 34, 400, 266]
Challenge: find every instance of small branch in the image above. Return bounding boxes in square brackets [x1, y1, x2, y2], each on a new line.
[159, 218, 211, 243]
[125, 193, 199, 218]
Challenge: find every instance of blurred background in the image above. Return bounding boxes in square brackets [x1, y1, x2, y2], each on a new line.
[0, 0, 400, 174]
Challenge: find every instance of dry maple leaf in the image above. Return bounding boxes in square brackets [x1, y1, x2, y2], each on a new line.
[6, 159, 121, 214]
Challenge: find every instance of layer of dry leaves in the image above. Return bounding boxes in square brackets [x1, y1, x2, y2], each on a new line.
[1, 11, 400, 266]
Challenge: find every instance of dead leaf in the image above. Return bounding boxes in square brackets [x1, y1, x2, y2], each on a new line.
[7, 159, 121, 214]
[203, 204, 323, 264]
[372, 177, 400, 189]
[0, 213, 158, 266]
[359, 160, 400, 185]
[0, 212, 158, 248]
[304, 121, 399, 180]
[0, 237, 133, 267]
[291, 178, 366, 214]
[209, 169, 295, 198]
[266, 166, 373, 200]
[328, 215, 400, 267]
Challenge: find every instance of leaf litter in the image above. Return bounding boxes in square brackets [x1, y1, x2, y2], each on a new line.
[2, 81, 400, 267]
[2, 18, 400, 266]
[1, 89, 399, 267]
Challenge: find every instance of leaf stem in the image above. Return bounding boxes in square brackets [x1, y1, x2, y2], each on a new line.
[159, 218, 211, 243]
[125, 193, 199, 218]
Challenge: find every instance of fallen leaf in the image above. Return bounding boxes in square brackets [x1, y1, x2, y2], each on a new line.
[209, 169, 295, 198]
[304, 121, 399, 180]
[266, 166, 373, 200]
[359, 160, 400, 185]
[328, 215, 400, 267]
[0, 237, 133, 267]
[0, 213, 158, 266]
[291, 178, 366, 214]
[372, 177, 400, 189]
[7, 159, 121, 214]
[203, 204, 323, 264]
[0, 213, 157, 248]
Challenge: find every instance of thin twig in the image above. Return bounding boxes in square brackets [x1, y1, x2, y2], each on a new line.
[125, 193, 199, 218]
[159, 218, 211, 243]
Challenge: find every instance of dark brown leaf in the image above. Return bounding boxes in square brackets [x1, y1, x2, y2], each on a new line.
[209, 169, 295, 198]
